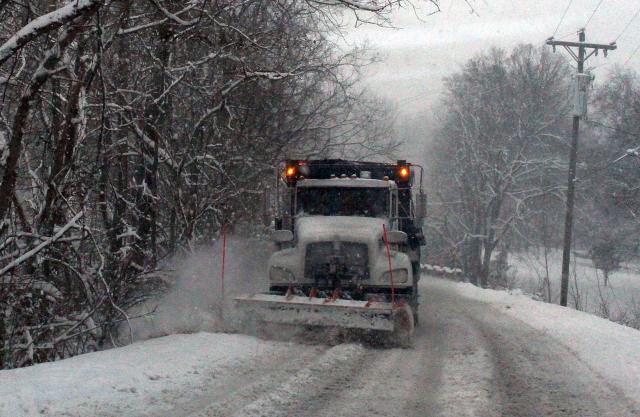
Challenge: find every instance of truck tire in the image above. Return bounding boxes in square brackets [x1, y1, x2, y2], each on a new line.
[412, 261, 421, 282]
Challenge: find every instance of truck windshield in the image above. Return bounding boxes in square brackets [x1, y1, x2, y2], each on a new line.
[296, 187, 389, 217]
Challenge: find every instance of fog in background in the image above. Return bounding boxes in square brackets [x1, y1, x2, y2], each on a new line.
[341, 0, 640, 162]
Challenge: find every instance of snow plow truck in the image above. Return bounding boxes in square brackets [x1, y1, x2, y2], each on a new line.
[235, 159, 426, 344]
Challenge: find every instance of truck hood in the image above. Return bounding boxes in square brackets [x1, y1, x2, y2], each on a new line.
[295, 216, 387, 245]
[269, 215, 411, 287]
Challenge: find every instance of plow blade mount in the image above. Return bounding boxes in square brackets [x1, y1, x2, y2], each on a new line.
[235, 293, 413, 334]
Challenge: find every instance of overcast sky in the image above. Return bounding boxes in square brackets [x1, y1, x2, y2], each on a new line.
[343, 0, 640, 117]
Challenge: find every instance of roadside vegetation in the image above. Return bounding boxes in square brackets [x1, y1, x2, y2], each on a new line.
[0, 0, 427, 369]
[425, 44, 640, 329]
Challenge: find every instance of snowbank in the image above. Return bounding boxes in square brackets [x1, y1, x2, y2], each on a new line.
[0, 332, 278, 417]
[445, 279, 640, 404]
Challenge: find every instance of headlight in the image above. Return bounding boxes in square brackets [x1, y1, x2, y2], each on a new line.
[269, 266, 295, 282]
[381, 268, 408, 284]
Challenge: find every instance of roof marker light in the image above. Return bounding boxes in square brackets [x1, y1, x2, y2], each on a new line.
[397, 160, 410, 182]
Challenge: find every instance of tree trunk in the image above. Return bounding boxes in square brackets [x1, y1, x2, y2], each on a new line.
[464, 237, 482, 286]
[0, 13, 97, 228]
[134, 21, 171, 268]
[480, 247, 492, 288]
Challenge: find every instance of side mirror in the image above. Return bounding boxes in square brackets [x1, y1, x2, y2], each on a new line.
[416, 192, 427, 222]
[385, 230, 408, 245]
[271, 229, 293, 243]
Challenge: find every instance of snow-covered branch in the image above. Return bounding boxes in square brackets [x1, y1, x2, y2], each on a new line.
[0, 0, 102, 67]
[0, 210, 84, 276]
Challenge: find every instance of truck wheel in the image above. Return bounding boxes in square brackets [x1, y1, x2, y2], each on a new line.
[412, 261, 421, 281]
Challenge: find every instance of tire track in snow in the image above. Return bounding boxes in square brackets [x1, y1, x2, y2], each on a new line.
[272, 282, 500, 417]
[453, 283, 639, 417]
[229, 344, 366, 417]
[147, 340, 326, 417]
[185, 343, 367, 417]
[416, 295, 500, 417]
[147, 277, 640, 417]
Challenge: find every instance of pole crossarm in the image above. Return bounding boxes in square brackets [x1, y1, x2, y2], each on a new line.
[545, 39, 617, 50]
[547, 34, 617, 62]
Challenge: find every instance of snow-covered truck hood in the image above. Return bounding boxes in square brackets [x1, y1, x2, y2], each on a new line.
[295, 215, 386, 246]
[268, 216, 412, 287]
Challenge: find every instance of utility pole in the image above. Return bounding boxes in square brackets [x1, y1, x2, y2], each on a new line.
[546, 29, 616, 307]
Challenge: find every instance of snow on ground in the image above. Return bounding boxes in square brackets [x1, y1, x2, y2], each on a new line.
[229, 343, 365, 417]
[4, 276, 640, 416]
[0, 333, 289, 417]
[508, 250, 640, 325]
[443, 278, 640, 406]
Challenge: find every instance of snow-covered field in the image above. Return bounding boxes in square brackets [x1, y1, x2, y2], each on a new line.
[507, 250, 640, 327]
[2, 277, 640, 417]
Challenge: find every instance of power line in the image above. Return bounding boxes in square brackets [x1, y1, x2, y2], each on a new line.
[556, 30, 579, 40]
[584, 0, 605, 29]
[553, 0, 574, 37]
[615, 6, 640, 42]
[623, 43, 640, 66]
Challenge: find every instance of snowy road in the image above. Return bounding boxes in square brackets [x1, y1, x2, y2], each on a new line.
[4, 276, 640, 417]
[151, 277, 640, 417]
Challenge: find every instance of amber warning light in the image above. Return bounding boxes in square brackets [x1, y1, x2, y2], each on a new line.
[399, 166, 410, 179]
[286, 166, 296, 177]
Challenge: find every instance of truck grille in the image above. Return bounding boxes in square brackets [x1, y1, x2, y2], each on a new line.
[304, 242, 369, 281]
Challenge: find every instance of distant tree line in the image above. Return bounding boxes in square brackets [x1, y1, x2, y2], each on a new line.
[0, 0, 419, 369]
[426, 44, 640, 293]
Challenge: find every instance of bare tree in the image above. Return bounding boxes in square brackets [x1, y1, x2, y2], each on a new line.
[427, 45, 570, 287]
[578, 67, 640, 277]
[0, 0, 412, 368]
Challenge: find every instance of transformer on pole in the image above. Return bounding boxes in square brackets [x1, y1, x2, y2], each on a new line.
[571, 72, 592, 118]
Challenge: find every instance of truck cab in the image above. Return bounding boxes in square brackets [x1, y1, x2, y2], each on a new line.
[269, 160, 426, 314]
